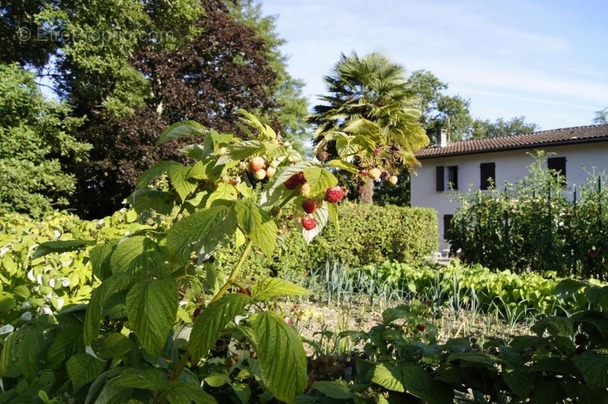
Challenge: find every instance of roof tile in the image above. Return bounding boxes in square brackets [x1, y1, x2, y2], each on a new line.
[416, 124, 608, 159]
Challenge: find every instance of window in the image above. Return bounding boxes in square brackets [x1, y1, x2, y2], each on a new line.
[436, 166, 459, 191]
[547, 157, 566, 183]
[443, 214, 454, 239]
[480, 162, 496, 190]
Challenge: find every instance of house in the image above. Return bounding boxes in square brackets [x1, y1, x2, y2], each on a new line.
[410, 124, 608, 253]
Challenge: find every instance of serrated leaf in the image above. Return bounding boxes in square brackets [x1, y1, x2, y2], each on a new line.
[126, 278, 179, 356]
[531, 316, 573, 337]
[312, 380, 353, 399]
[110, 236, 166, 276]
[400, 363, 452, 404]
[555, 278, 587, 300]
[66, 353, 104, 391]
[268, 161, 316, 190]
[33, 240, 94, 259]
[251, 278, 311, 301]
[18, 325, 44, 381]
[503, 367, 535, 400]
[204, 372, 231, 387]
[168, 164, 198, 203]
[47, 316, 83, 366]
[136, 161, 179, 189]
[326, 159, 359, 174]
[157, 121, 207, 146]
[90, 242, 116, 281]
[84, 274, 133, 345]
[0, 331, 17, 377]
[216, 140, 265, 166]
[96, 333, 135, 359]
[162, 382, 217, 404]
[106, 367, 167, 390]
[235, 201, 278, 257]
[167, 205, 237, 265]
[575, 351, 608, 388]
[302, 167, 338, 197]
[189, 293, 252, 361]
[250, 311, 308, 403]
[128, 189, 175, 216]
[371, 363, 404, 392]
[447, 351, 497, 367]
[326, 201, 339, 232]
[206, 183, 238, 207]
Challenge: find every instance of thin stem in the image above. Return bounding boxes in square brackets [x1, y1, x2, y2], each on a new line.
[209, 239, 254, 305]
[172, 239, 255, 381]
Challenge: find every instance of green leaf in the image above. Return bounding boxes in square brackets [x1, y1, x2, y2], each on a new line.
[447, 351, 497, 367]
[18, 325, 44, 381]
[326, 159, 359, 174]
[157, 121, 207, 146]
[372, 363, 404, 392]
[0, 331, 17, 377]
[531, 316, 573, 337]
[128, 189, 175, 216]
[105, 367, 167, 390]
[250, 311, 308, 403]
[126, 278, 179, 356]
[235, 201, 278, 257]
[302, 202, 329, 245]
[168, 163, 198, 203]
[84, 274, 133, 345]
[206, 183, 238, 207]
[66, 353, 104, 391]
[251, 278, 310, 301]
[503, 367, 535, 400]
[167, 205, 237, 265]
[189, 293, 252, 362]
[575, 350, 608, 388]
[96, 333, 135, 359]
[400, 363, 452, 404]
[47, 316, 83, 366]
[326, 201, 339, 233]
[90, 242, 116, 281]
[110, 236, 166, 276]
[216, 140, 265, 166]
[136, 161, 179, 189]
[162, 382, 218, 404]
[312, 380, 353, 399]
[33, 240, 95, 259]
[302, 166, 338, 197]
[204, 372, 231, 387]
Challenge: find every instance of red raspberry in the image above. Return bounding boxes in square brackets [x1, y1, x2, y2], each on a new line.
[296, 172, 307, 184]
[325, 186, 345, 203]
[302, 199, 318, 214]
[301, 217, 316, 231]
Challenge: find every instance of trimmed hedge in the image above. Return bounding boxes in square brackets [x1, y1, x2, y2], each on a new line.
[223, 203, 438, 279]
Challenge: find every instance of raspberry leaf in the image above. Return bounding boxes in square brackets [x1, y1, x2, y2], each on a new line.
[189, 294, 252, 362]
[156, 121, 207, 146]
[326, 159, 359, 174]
[249, 311, 307, 403]
[302, 166, 338, 197]
[235, 200, 278, 257]
[251, 278, 311, 301]
[302, 203, 329, 245]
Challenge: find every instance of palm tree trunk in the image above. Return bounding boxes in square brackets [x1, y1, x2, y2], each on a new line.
[360, 177, 374, 204]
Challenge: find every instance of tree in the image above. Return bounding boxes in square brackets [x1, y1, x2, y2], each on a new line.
[593, 108, 608, 125]
[405, 70, 473, 142]
[469, 116, 539, 139]
[310, 51, 429, 204]
[0, 63, 90, 218]
[1, 0, 309, 218]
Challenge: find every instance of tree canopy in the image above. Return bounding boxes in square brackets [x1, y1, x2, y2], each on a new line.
[310, 51, 429, 203]
[0, 0, 308, 218]
[0, 63, 90, 217]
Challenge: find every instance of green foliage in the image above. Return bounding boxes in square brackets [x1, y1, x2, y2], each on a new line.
[0, 63, 90, 217]
[299, 278, 608, 402]
[218, 203, 438, 280]
[449, 152, 608, 278]
[0, 111, 341, 402]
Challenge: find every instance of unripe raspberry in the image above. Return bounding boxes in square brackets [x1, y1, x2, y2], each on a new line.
[254, 168, 266, 180]
[388, 175, 398, 185]
[368, 168, 382, 180]
[250, 156, 265, 172]
[266, 166, 276, 178]
[300, 182, 311, 198]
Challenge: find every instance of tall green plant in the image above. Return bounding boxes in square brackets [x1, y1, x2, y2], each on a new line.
[0, 111, 346, 402]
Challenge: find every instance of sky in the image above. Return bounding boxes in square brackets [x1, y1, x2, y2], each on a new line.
[260, 0, 608, 131]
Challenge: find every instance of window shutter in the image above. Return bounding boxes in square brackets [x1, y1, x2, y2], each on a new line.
[436, 166, 445, 192]
[480, 162, 496, 190]
[443, 214, 454, 239]
[548, 157, 566, 180]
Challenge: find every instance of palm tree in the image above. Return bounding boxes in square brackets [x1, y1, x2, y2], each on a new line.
[593, 108, 608, 125]
[309, 52, 429, 203]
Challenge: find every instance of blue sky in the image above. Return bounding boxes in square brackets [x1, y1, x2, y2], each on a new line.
[260, 0, 608, 131]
